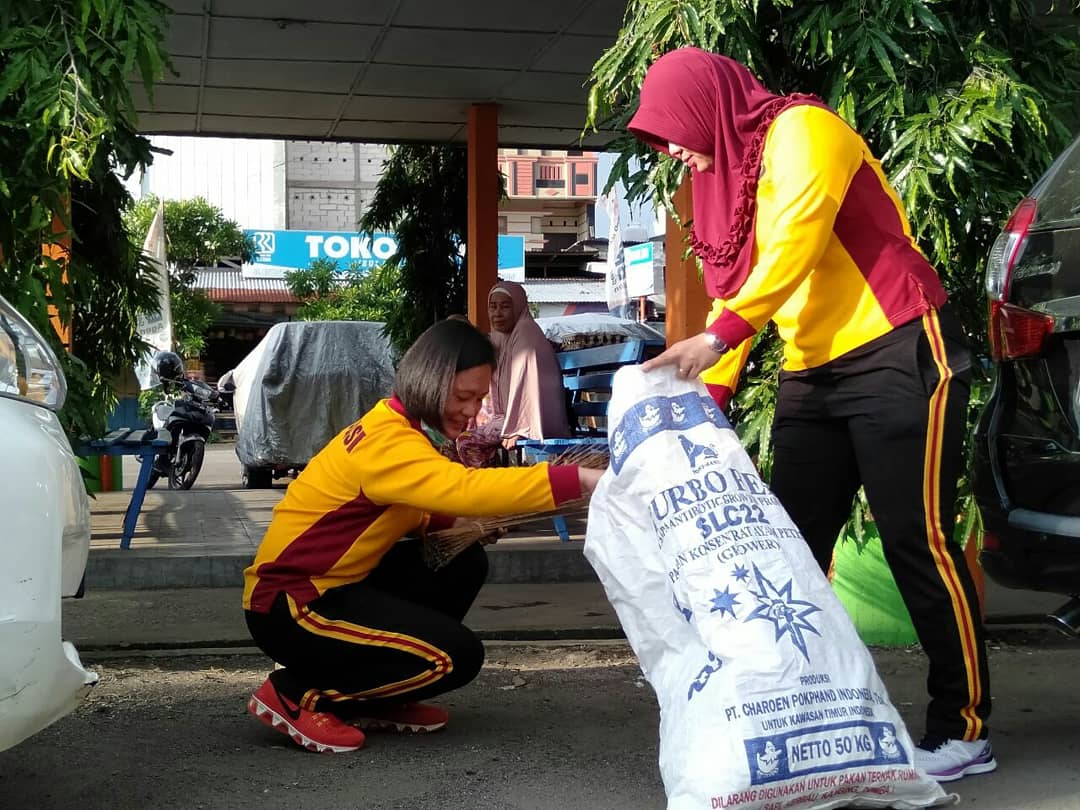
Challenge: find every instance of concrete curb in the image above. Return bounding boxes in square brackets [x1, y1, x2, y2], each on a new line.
[67, 623, 1075, 660]
[86, 545, 600, 590]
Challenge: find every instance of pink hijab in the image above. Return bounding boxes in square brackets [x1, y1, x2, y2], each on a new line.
[487, 281, 570, 441]
[627, 47, 829, 299]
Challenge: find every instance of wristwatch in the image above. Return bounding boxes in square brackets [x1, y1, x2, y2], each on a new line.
[704, 332, 727, 354]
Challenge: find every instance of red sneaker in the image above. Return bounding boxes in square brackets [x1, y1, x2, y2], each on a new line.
[352, 702, 449, 733]
[248, 677, 366, 753]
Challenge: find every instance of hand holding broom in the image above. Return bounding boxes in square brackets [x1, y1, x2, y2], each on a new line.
[422, 463, 605, 570]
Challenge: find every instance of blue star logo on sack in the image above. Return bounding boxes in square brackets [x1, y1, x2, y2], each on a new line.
[686, 651, 723, 701]
[709, 585, 740, 618]
[732, 563, 751, 584]
[744, 564, 822, 661]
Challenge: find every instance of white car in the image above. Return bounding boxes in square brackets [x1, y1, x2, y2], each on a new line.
[0, 294, 97, 751]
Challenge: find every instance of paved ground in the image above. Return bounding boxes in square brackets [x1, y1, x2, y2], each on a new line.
[49, 443, 1080, 809]
[4, 642, 1080, 810]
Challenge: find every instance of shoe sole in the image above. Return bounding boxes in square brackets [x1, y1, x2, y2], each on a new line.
[248, 696, 364, 753]
[931, 756, 998, 783]
[354, 717, 447, 734]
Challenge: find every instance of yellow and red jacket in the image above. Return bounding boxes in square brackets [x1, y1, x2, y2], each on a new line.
[242, 397, 580, 613]
[701, 104, 947, 401]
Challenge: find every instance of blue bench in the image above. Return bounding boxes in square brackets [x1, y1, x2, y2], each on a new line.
[518, 338, 664, 540]
[78, 427, 170, 550]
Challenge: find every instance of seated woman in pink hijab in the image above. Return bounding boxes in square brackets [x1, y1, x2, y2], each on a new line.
[457, 281, 570, 465]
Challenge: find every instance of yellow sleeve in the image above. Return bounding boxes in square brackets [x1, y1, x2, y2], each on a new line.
[701, 335, 753, 391]
[356, 421, 578, 517]
[707, 105, 864, 349]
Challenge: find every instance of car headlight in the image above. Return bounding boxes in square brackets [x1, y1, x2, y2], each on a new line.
[0, 294, 68, 411]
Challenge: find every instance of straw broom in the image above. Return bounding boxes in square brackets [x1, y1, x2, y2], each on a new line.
[423, 495, 593, 569]
[547, 443, 610, 470]
[422, 446, 609, 570]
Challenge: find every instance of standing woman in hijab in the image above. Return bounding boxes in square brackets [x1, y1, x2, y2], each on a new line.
[633, 47, 993, 783]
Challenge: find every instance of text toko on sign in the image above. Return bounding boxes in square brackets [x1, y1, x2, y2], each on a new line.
[243, 229, 525, 282]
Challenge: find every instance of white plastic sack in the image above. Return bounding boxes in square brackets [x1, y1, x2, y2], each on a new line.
[584, 367, 954, 810]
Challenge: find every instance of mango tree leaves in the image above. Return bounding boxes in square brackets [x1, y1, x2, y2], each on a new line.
[586, 0, 1080, 537]
[0, 0, 171, 438]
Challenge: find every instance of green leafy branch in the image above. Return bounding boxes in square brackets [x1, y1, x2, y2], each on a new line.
[585, 0, 1080, 546]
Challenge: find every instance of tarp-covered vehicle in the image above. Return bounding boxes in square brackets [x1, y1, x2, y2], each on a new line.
[230, 321, 395, 488]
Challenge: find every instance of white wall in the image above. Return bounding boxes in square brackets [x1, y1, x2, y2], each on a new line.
[129, 136, 285, 230]
[288, 187, 357, 231]
[284, 142, 389, 231]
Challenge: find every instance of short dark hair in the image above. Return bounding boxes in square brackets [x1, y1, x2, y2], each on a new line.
[394, 319, 495, 429]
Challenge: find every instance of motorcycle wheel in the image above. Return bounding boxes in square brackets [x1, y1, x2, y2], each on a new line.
[169, 442, 205, 490]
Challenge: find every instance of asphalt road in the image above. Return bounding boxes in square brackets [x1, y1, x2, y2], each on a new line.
[1, 645, 662, 810]
[5, 641, 1080, 810]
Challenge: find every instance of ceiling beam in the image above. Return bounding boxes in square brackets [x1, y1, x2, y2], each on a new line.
[326, 1, 403, 140]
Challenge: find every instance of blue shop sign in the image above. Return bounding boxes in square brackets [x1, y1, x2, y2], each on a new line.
[243, 229, 525, 282]
[497, 234, 525, 282]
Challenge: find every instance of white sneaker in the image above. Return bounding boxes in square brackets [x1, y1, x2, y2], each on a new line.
[914, 737, 997, 782]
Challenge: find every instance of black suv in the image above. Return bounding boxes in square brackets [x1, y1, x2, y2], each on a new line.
[973, 131, 1080, 631]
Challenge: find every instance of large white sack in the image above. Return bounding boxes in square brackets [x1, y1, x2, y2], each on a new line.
[584, 366, 954, 810]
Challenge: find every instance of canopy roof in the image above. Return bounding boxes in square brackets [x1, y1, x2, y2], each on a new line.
[136, 0, 627, 148]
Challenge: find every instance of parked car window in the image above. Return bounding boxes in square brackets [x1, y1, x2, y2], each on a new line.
[1031, 135, 1080, 228]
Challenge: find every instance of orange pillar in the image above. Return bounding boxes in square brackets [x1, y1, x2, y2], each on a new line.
[44, 203, 72, 350]
[467, 104, 499, 331]
[664, 177, 710, 346]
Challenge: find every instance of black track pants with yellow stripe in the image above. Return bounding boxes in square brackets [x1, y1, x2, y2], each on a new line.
[245, 539, 488, 714]
[769, 306, 990, 742]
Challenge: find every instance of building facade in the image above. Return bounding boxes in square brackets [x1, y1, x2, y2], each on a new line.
[498, 149, 597, 254]
[136, 138, 615, 378]
[284, 141, 388, 231]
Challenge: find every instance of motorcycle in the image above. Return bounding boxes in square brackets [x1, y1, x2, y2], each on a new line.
[148, 377, 220, 490]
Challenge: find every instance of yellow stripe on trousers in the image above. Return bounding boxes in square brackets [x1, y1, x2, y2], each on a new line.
[921, 310, 983, 741]
[288, 596, 453, 701]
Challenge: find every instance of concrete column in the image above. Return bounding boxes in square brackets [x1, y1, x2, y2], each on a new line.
[45, 204, 72, 350]
[467, 104, 499, 330]
[664, 177, 710, 345]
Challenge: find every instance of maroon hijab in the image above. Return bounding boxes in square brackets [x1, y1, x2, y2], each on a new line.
[628, 47, 829, 298]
